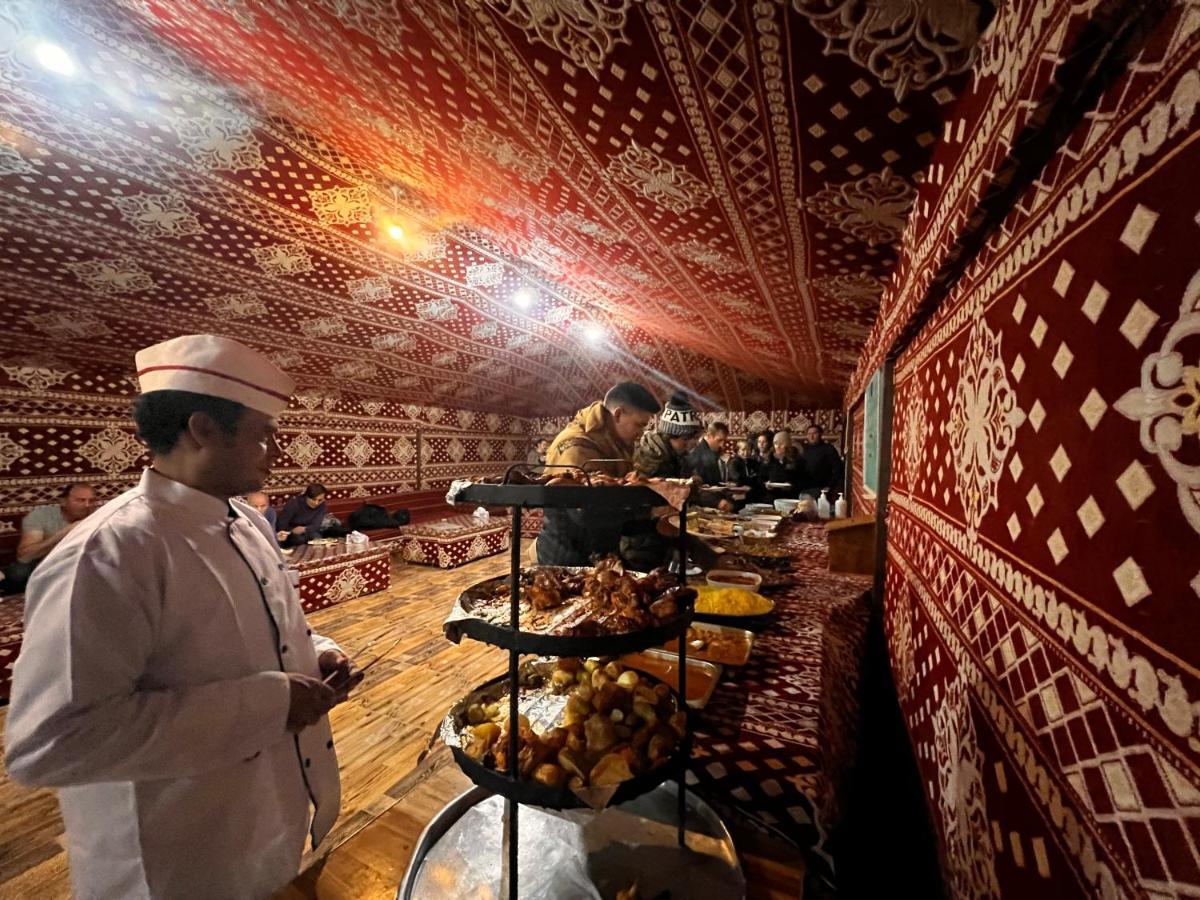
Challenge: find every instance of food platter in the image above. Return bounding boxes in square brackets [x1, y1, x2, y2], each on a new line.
[693, 585, 776, 628]
[619, 649, 722, 708]
[444, 560, 694, 656]
[662, 623, 755, 667]
[441, 658, 688, 811]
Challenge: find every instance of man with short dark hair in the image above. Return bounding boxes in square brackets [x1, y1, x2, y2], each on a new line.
[276, 482, 328, 546]
[686, 421, 729, 486]
[538, 381, 659, 565]
[5, 334, 359, 899]
[802, 424, 844, 496]
[4, 483, 96, 593]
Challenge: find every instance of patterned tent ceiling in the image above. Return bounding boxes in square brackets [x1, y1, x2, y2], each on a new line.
[0, 0, 989, 416]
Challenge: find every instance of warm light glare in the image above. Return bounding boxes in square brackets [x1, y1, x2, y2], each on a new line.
[386, 224, 405, 240]
[584, 323, 606, 344]
[33, 41, 76, 76]
[512, 287, 535, 309]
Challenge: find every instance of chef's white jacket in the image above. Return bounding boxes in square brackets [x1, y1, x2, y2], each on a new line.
[5, 468, 342, 899]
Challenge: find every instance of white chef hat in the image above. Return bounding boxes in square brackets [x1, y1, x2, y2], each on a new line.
[135, 335, 295, 417]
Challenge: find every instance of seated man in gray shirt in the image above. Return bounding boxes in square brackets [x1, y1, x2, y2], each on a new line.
[5, 483, 96, 593]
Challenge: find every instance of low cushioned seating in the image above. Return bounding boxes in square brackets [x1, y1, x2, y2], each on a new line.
[394, 514, 512, 569]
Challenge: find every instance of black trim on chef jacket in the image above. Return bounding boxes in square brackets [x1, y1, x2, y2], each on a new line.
[225, 509, 325, 849]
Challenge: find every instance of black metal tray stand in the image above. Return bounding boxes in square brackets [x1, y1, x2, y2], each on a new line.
[436, 480, 697, 899]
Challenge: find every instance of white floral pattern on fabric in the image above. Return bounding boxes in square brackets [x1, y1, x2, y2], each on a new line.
[67, 258, 156, 294]
[948, 318, 1026, 535]
[1115, 266, 1200, 534]
[485, 0, 633, 78]
[607, 141, 712, 214]
[77, 427, 144, 475]
[931, 677, 1001, 899]
[343, 434, 374, 468]
[111, 192, 204, 238]
[803, 169, 916, 247]
[791, 0, 982, 100]
[285, 432, 323, 469]
[324, 566, 368, 604]
[173, 112, 264, 172]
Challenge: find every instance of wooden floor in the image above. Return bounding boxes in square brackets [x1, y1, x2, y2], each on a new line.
[0, 545, 802, 899]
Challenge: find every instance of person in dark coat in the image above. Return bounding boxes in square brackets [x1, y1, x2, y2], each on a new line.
[727, 439, 760, 487]
[759, 431, 806, 500]
[802, 424, 844, 498]
[686, 421, 729, 486]
[276, 482, 327, 546]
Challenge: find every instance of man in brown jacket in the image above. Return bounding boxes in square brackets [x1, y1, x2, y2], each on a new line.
[538, 382, 658, 565]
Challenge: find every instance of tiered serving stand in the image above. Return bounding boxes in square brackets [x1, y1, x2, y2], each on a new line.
[399, 477, 744, 898]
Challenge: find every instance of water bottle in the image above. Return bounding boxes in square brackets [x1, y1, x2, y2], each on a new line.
[834, 495, 848, 518]
[817, 489, 831, 520]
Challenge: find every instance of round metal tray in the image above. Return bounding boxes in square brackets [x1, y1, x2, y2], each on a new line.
[441, 661, 689, 811]
[398, 782, 745, 899]
[444, 568, 693, 657]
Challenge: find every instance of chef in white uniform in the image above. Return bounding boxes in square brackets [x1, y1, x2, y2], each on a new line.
[5, 334, 360, 899]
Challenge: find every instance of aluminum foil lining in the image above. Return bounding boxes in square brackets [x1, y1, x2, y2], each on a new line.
[406, 783, 744, 899]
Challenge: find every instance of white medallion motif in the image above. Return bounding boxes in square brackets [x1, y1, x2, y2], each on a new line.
[325, 566, 368, 604]
[285, 432, 324, 468]
[300, 316, 348, 338]
[173, 112, 264, 172]
[1, 358, 70, 392]
[485, 0, 633, 78]
[791, 0, 982, 100]
[111, 192, 204, 238]
[461, 121, 549, 183]
[804, 169, 915, 247]
[607, 141, 712, 214]
[67, 258, 156, 294]
[0, 433, 25, 471]
[77, 426, 145, 475]
[1115, 266, 1200, 534]
[343, 434, 374, 468]
[391, 436, 416, 466]
[309, 185, 372, 226]
[931, 677, 1001, 898]
[347, 276, 393, 303]
[252, 243, 314, 275]
[947, 318, 1026, 534]
[205, 292, 267, 319]
[333, 360, 378, 380]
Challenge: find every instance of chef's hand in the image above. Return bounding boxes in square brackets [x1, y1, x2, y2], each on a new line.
[286, 674, 335, 732]
[292, 526, 307, 535]
[276, 530, 289, 542]
[318, 650, 364, 702]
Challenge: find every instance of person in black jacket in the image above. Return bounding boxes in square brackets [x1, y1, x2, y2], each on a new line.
[802, 424, 844, 499]
[686, 421, 728, 485]
[727, 439, 759, 487]
[759, 431, 806, 500]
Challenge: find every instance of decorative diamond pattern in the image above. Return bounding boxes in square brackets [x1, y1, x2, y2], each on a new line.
[1115, 461, 1155, 510]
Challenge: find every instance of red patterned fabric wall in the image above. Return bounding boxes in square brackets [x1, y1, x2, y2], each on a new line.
[865, 5, 1200, 897]
[0, 357, 539, 539]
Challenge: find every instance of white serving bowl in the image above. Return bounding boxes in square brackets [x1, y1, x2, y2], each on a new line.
[774, 498, 801, 515]
[705, 569, 763, 591]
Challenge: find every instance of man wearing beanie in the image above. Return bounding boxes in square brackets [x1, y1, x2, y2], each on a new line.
[5, 335, 361, 899]
[632, 392, 702, 478]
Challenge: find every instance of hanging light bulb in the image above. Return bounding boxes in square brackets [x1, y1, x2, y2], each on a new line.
[512, 287, 535, 309]
[583, 323, 606, 345]
[386, 223, 405, 241]
[33, 41, 77, 77]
